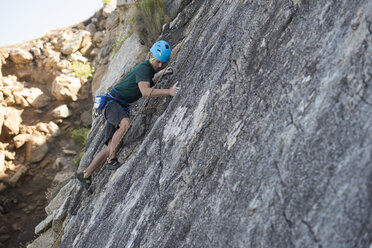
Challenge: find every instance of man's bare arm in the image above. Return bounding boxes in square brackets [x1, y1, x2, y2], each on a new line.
[152, 67, 174, 83]
[138, 81, 179, 97]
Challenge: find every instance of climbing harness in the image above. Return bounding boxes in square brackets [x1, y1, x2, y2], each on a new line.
[94, 88, 131, 114]
[107, 66, 171, 161]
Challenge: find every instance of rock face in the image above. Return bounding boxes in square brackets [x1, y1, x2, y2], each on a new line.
[8, 48, 33, 64]
[51, 75, 82, 101]
[27, 135, 48, 163]
[0, 2, 104, 247]
[32, 0, 372, 248]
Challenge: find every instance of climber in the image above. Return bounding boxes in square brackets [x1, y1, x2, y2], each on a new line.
[76, 40, 179, 189]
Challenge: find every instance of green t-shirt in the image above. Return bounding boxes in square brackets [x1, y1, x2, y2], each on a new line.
[114, 60, 155, 103]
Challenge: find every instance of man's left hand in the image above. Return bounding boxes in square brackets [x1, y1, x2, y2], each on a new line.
[163, 67, 174, 76]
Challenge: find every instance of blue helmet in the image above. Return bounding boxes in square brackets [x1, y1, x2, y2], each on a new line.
[150, 40, 171, 62]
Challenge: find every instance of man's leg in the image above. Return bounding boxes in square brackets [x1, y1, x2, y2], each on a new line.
[77, 141, 110, 189]
[84, 142, 110, 177]
[108, 117, 130, 162]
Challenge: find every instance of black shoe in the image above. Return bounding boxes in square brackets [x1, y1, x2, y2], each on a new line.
[76, 172, 92, 189]
[106, 158, 122, 170]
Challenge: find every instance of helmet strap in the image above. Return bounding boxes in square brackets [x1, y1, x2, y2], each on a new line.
[150, 57, 155, 65]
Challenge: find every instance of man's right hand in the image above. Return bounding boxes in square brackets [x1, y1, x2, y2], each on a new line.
[169, 82, 180, 96]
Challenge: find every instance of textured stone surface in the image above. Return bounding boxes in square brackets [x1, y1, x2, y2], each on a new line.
[102, 0, 117, 18]
[58, 31, 90, 56]
[49, 105, 72, 119]
[13, 134, 29, 149]
[0, 108, 4, 136]
[27, 228, 59, 248]
[8, 48, 33, 63]
[28, 135, 48, 163]
[93, 34, 145, 95]
[38, 0, 372, 247]
[26, 87, 52, 108]
[2, 108, 21, 137]
[51, 75, 81, 101]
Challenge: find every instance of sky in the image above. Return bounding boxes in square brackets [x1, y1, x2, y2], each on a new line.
[0, 0, 103, 47]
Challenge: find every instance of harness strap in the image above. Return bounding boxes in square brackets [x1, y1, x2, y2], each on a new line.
[106, 88, 131, 112]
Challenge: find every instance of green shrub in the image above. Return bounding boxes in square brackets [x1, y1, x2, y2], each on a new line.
[71, 128, 90, 147]
[74, 151, 85, 166]
[70, 61, 94, 80]
[133, 0, 170, 47]
[112, 30, 132, 58]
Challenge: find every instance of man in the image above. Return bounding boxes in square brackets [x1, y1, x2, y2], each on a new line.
[77, 40, 179, 189]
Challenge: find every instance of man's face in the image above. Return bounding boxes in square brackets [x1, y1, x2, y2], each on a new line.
[151, 57, 167, 72]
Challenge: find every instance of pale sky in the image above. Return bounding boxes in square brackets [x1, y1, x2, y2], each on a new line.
[0, 0, 103, 47]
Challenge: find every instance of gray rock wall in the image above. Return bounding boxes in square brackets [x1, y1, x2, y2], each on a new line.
[57, 0, 372, 247]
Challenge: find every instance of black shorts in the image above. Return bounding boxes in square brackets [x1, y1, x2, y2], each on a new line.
[103, 101, 130, 145]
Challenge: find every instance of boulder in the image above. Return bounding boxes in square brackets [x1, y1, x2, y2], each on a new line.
[4, 94, 16, 105]
[2, 75, 17, 87]
[36, 123, 49, 134]
[47, 121, 60, 137]
[1, 85, 17, 106]
[8, 165, 27, 187]
[13, 134, 29, 149]
[3, 108, 21, 136]
[90, 48, 100, 57]
[80, 33, 92, 49]
[0, 110, 4, 136]
[4, 151, 15, 161]
[53, 171, 74, 184]
[50, 105, 71, 119]
[85, 23, 96, 35]
[79, 40, 92, 56]
[9, 48, 33, 63]
[30, 47, 42, 57]
[62, 149, 76, 155]
[13, 92, 30, 107]
[81, 110, 92, 127]
[103, 0, 117, 17]
[59, 30, 91, 55]
[91, 17, 98, 24]
[0, 152, 4, 173]
[27, 135, 48, 163]
[41, 47, 55, 57]
[93, 31, 105, 48]
[43, 50, 61, 69]
[68, 52, 88, 63]
[26, 88, 52, 108]
[53, 157, 68, 170]
[51, 75, 81, 101]
[56, 60, 71, 70]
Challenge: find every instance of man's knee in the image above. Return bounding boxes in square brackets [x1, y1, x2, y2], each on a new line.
[118, 118, 130, 129]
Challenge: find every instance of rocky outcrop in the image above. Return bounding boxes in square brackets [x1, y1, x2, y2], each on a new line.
[51, 75, 82, 101]
[0, 6, 104, 191]
[25, 0, 372, 248]
[0, 2, 108, 247]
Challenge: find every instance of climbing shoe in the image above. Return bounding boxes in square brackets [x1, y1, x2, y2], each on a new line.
[106, 158, 122, 170]
[76, 171, 92, 189]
